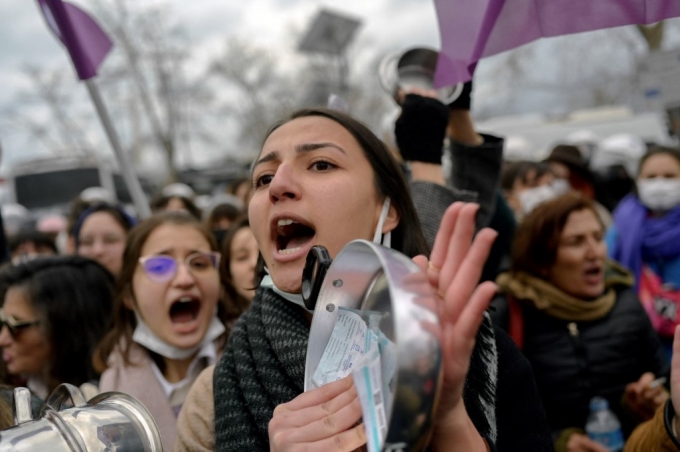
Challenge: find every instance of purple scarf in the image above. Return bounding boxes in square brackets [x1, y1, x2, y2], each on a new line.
[611, 194, 680, 290]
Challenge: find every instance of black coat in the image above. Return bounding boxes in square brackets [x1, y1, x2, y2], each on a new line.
[491, 325, 555, 451]
[490, 288, 669, 438]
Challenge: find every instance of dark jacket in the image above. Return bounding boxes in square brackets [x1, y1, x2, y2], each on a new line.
[410, 134, 504, 247]
[490, 287, 670, 439]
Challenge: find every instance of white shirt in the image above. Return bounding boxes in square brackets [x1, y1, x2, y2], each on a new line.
[149, 340, 217, 416]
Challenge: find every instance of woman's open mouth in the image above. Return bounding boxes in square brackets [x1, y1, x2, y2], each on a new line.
[583, 266, 603, 284]
[169, 297, 201, 324]
[273, 218, 316, 257]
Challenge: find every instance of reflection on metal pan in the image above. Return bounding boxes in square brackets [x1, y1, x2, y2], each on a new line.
[304, 240, 442, 452]
[378, 47, 463, 105]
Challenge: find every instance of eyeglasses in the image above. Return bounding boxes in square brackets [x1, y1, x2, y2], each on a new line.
[0, 309, 40, 338]
[138, 252, 221, 283]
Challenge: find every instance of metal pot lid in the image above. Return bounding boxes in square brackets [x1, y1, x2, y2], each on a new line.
[378, 47, 464, 105]
[304, 240, 442, 451]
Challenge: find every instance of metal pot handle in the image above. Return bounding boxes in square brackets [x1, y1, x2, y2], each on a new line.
[45, 383, 87, 412]
[302, 246, 332, 311]
[13, 387, 34, 424]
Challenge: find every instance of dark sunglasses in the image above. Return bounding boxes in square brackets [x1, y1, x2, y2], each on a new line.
[0, 309, 40, 338]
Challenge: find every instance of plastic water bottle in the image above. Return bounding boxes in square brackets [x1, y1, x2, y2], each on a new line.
[585, 397, 624, 452]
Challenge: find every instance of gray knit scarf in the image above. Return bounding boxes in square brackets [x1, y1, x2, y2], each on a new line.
[214, 288, 498, 450]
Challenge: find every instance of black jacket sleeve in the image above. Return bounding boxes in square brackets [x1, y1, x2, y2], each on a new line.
[494, 325, 555, 451]
[410, 134, 504, 249]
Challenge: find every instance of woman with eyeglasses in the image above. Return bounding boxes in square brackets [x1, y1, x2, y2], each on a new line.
[0, 256, 114, 401]
[93, 211, 228, 451]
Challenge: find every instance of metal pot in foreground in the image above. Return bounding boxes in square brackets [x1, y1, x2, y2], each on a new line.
[0, 384, 163, 451]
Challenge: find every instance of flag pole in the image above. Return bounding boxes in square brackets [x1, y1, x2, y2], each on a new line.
[84, 78, 151, 219]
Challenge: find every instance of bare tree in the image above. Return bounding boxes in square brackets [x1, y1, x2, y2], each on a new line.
[91, 0, 217, 182]
[207, 32, 393, 154]
[208, 38, 299, 153]
[1, 65, 95, 156]
[474, 20, 680, 119]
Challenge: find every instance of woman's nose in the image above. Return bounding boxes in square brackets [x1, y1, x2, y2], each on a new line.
[268, 165, 300, 203]
[0, 326, 13, 347]
[172, 262, 197, 287]
[586, 237, 606, 258]
[92, 241, 106, 256]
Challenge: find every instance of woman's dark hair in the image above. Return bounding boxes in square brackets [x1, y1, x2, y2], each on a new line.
[501, 161, 553, 192]
[510, 193, 603, 278]
[207, 203, 241, 232]
[150, 194, 202, 221]
[73, 203, 136, 247]
[93, 211, 226, 372]
[9, 230, 57, 255]
[219, 216, 253, 328]
[0, 256, 115, 391]
[637, 146, 680, 177]
[260, 108, 430, 259]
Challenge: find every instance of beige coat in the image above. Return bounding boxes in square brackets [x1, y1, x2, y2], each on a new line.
[175, 365, 215, 452]
[99, 343, 179, 451]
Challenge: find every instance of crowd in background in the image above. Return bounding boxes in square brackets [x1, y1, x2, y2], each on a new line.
[0, 81, 678, 452]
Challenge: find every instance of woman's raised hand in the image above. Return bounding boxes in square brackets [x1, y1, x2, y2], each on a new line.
[412, 202, 498, 451]
[269, 376, 366, 452]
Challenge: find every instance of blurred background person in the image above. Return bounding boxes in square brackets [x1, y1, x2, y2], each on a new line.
[501, 160, 565, 221]
[1, 204, 31, 240]
[151, 183, 202, 220]
[491, 193, 668, 451]
[0, 256, 115, 401]
[607, 146, 680, 360]
[203, 194, 244, 245]
[65, 187, 117, 255]
[9, 229, 57, 265]
[74, 203, 136, 278]
[226, 177, 252, 208]
[591, 134, 647, 212]
[545, 144, 612, 227]
[219, 216, 256, 331]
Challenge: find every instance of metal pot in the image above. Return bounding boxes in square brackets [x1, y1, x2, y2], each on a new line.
[304, 240, 442, 452]
[378, 47, 463, 105]
[0, 384, 163, 451]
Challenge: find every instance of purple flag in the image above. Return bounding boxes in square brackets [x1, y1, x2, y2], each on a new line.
[434, 0, 680, 87]
[37, 0, 112, 80]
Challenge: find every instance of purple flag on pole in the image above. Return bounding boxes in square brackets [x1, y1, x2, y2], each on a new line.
[37, 0, 112, 80]
[434, 0, 680, 87]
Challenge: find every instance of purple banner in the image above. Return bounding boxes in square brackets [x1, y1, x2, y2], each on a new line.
[434, 0, 680, 87]
[37, 0, 112, 80]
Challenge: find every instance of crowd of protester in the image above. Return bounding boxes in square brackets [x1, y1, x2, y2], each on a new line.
[0, 77, 679, 452]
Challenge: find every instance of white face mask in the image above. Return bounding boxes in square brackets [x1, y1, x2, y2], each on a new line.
[262, 197, 393, 307]
[637, 178, 680, 212]
[132, 311, 225, 360]
[372, 197, 392, 248]
[518, 180, 569, 214]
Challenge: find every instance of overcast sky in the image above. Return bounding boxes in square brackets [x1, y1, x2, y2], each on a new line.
[2, 1, 679, 174]
[0, 0, 445, 169]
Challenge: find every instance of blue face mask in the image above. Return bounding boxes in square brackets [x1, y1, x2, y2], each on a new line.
[262, 198, 393, 310]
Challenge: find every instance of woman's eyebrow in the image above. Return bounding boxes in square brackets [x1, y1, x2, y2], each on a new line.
[295, 142, 346, 155]
[253, 151, 279, 170]
[252, 142, 346, 172]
